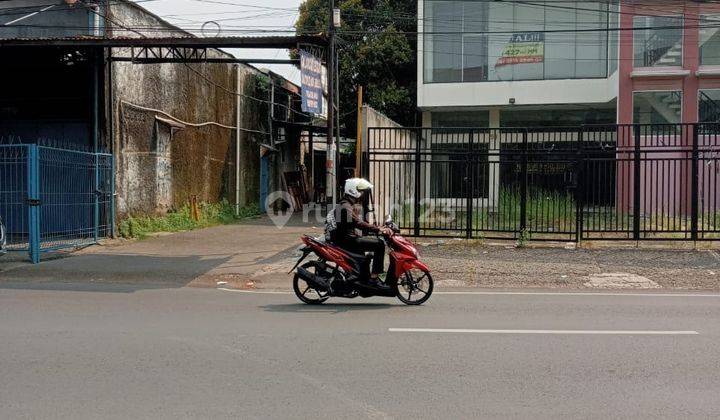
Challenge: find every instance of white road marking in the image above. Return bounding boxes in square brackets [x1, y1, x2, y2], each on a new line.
[217, 288, 720, 298]
[433, 291, 720, 297]
[218, 288, 290, 294]
[389, 328, 699, 335]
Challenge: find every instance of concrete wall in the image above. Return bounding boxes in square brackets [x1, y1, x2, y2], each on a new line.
[107, 1, 263, 217]
[364, 106, 417, 225]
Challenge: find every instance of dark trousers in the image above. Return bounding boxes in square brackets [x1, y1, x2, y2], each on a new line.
[342, 236, 385, 275]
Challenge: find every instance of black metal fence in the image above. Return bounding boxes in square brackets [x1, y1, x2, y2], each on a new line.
[365, 124, 720, 242]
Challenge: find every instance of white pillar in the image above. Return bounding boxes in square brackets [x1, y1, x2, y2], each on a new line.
[421, 111, 432, 204]
[421, 111, 431, 127]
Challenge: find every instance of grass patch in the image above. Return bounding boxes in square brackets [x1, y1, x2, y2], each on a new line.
[119, 200, 261, 239]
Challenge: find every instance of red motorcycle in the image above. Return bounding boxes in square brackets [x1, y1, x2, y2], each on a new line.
[290, 216, 433, 305]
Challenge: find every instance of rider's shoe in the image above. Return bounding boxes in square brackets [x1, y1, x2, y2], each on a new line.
[365, 277, 392, 291]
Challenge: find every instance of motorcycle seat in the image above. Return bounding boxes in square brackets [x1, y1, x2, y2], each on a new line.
[328, 243, 369, 261]
[344, 250, 370, 261]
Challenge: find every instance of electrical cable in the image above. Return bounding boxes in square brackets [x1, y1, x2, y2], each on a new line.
[120, 100, 267, 133]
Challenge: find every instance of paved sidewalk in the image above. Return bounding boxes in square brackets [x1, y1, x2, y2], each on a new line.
[1, 215, 718, 291]
[0, 215, 320, 292]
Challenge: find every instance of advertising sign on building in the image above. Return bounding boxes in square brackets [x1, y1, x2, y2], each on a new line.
[300, 51, 323, 115]
[496, 32, 545, 67]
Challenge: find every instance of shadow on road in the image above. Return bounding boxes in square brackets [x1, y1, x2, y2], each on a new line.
[261, 302, 397, 314]
[0, 253, 233, 293]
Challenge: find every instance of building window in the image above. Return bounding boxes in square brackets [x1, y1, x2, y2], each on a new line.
[633, 15, 683, 68]
[424, 1, 461, 83]
[431, 111, 490, 128]
[423, 1, 610, 83]
[608, 2, 619, 74]
[633, 91, 682, 124]
[700, 15, 720, 66]
[700, 90, 720, 123]
[500, 107, 616, 127]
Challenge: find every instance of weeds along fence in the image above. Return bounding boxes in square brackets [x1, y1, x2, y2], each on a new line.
[0, 144, 114, 263]
[365, 123, 720, 242]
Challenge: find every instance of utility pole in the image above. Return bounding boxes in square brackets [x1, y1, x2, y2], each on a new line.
[355, 86, 363, 177]
[335, 45, 341, 189]
[326, 0, 338, 206]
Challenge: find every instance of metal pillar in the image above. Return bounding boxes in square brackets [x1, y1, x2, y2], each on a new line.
[93, 49, 101, 242]
[309, 130, 315, 202]
[27, 144, 40, 264]
[235, 66, 242, 216]
[326, 0, 336, 206]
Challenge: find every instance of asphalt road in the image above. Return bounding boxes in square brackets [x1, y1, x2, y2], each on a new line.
[1, 286, 720, 419]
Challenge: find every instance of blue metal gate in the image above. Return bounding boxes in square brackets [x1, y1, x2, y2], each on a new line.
[259, 154, 270, 212]
[0, 144, 114, 263]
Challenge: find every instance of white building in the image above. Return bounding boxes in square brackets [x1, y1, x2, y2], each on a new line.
[417, 1, 620, 129]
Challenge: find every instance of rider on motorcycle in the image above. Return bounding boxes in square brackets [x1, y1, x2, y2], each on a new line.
[332, 178, 393, 288]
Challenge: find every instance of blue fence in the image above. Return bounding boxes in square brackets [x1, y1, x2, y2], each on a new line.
[0, 144, 114, 263]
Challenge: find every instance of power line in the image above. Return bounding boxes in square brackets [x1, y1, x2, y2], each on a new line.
[327, 1, 720, 30]
[120, 100, 265, 133]
[0, 0, 160, 17]
[4, 0, 717, 37]
[339, 21, 720, 36]
[8, 1, 720, 63]
[187, 0, 296, 12]
[10, 20, 720, 36]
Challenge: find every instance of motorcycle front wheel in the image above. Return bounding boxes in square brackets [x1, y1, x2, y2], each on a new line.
[293, 261, 330, 305]
[396, 268, 433, 306]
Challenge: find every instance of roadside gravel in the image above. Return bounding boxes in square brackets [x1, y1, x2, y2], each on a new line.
[422, 242, 720, 290]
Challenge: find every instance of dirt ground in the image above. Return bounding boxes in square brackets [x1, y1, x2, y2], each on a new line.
[420, 241, 720, 290]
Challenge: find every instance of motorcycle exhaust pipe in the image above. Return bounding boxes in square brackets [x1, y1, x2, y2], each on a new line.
[296, 266, 328, 291]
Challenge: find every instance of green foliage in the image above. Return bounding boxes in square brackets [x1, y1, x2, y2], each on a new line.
[118, 200, 261, 239]
[248, 73, 271, 106]
[516, 228, 531, 248]
[246, 74, 271, 136]
[295, 0, 417, 130]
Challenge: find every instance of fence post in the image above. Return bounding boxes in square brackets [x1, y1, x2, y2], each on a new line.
[520, 129, 528, 234]
[414, 127, 421, 237]
[575, 127, 584, 243]
[110, 155, 116, 238]
[362, 130, 370, 181]
[633, 125, 641, 241]
[94, 153, 100, 243]
[27, 144, 40, 264]
[691, 124, 699, 241]
[466, 130, 474, 239]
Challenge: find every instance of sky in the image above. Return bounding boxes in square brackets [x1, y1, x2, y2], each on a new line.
[137, 0, 304, 84]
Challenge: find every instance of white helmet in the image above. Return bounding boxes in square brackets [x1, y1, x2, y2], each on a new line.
[344, 178, 373, 199]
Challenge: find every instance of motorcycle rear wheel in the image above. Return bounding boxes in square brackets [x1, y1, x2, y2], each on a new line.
[396, 269, 433, 306]
[293, 261, 330, 304]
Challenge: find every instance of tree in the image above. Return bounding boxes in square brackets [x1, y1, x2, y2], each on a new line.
[295, 0, 417, 133]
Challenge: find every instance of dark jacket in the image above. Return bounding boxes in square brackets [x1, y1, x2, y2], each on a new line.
[333, 197, 379, 245]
